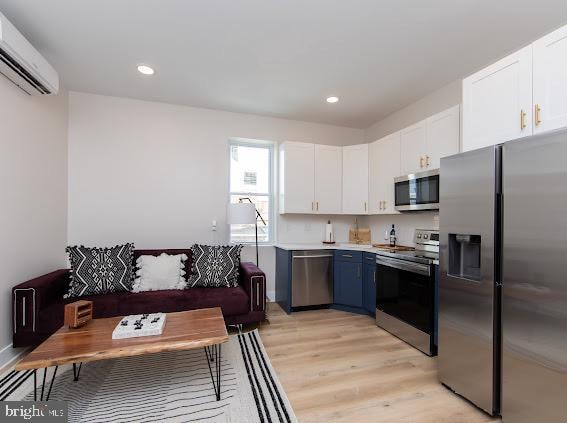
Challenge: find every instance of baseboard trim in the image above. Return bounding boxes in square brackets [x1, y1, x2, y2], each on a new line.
[0, 343, 27, 375]
[266, 290, 275, 302]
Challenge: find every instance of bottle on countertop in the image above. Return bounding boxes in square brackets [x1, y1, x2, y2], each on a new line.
[389, 224, 397, 247]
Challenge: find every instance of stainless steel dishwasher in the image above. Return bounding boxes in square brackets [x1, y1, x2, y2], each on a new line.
[291, 250, 333, 307]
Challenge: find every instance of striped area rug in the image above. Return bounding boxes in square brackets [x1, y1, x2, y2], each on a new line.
[1, 330, 296, 423]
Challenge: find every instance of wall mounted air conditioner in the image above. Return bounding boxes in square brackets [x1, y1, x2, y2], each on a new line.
[0, 11, 59, 95]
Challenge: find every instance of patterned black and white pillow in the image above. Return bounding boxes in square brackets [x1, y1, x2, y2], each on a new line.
[65, 243, 135, 298]
[187, 244, 243, 288]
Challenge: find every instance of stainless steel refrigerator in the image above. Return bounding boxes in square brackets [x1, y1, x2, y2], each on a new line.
[438, 128, 567, 422]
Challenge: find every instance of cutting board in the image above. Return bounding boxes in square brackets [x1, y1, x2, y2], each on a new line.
[349, 228, 371, 244]
[372, 244, 415, 251]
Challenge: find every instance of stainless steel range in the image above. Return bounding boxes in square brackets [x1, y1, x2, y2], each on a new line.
[375, 229, 439, 356]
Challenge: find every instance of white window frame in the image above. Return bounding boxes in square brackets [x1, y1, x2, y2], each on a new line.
[228, 139, 275, 245]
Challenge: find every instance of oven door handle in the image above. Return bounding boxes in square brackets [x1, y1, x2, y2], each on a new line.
[376, 256, 430, 276]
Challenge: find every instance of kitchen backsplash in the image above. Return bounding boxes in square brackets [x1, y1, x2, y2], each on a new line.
[364, 212, 438, 246]
[277, 212, 438, 246]
[278, 214, 358, 244]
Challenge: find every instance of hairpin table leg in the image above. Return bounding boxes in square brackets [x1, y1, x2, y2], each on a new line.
[40, 368, 47, 401]
[33, 370, 37, 401]
[204, 344, 222, 401]
[73, 363, 83, 381]
[40, 366, 58, 401]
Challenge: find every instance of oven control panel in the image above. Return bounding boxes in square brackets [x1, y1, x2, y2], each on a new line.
[415, 229, 439, 248]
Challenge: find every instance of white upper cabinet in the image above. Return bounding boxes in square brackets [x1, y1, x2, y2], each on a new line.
[279, 107, 459, 215]
[462, 22, 567, 149]
[314, 145, 342, 214]
[400, 106, 460, 174]
[426, 105, 460, 168]
[533, 25, 567, 134]
[342, 144, 369, 214]
[400, 120, 427, 174]
[462, 45, 533, 152]
[279, 142, 315, 214]
[369, 132, 401, 214]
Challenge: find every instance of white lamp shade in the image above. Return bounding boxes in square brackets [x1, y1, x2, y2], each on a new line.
[227, 202, 256, 224]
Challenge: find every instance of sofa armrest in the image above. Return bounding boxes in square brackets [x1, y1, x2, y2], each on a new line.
[12, 269, 70, 336]
[239, 262, 266, 312]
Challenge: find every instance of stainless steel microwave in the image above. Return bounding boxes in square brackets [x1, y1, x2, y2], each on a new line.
[394, 169, 439, 211]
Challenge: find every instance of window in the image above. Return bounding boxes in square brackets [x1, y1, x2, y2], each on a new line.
[229, 140, 274, 244]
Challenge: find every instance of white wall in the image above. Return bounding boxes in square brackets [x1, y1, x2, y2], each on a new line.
[364, 80, 461, 142]
[67, 92, 365, 299]
[67, 81, 459, 305]
[0, 77, 68, 370]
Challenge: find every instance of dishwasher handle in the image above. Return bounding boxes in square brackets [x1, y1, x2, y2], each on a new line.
[292, 254, 333, 259]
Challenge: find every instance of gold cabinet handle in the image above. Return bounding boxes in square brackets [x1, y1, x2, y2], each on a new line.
[426, 155, 430, 167]
[383, 200, 387, 210]
[379, 201, 383, 211]
[520, 109, 527, 130]
[535, 104, 542, 126]
[420, 156, 424, 168]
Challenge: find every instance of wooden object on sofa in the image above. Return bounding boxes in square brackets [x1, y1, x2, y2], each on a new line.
[64, 300, 93, 328]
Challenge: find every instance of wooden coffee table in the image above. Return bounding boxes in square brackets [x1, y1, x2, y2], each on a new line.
[15, 308, 228, 401]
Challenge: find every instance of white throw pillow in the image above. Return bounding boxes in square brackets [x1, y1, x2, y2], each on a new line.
[132, 253, 188, 292]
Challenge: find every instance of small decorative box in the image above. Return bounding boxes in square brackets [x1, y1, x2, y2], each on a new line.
[64, 300, 93, 328]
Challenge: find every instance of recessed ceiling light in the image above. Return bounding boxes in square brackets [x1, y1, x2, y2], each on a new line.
[137, 65, 155, 75]
[326, 96, 339, 103]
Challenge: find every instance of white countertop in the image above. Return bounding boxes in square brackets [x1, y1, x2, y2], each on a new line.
[275, 242, 380, 253]
[274, 243, 439, 266]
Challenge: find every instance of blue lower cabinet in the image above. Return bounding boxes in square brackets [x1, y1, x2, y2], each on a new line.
[278, 247, 377, 317]
[275, 248, 293, 313]
[334, 260, 363, 308]
[363, 262, 376, 315]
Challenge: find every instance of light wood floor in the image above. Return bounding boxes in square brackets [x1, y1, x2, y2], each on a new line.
[258, 303, 500, 423]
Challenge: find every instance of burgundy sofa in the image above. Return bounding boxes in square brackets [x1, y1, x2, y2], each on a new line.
[12, 249, 266, 348]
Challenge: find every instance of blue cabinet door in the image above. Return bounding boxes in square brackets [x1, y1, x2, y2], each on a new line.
[334, 260, 363, 308]
[275, 248, 292, 313]
[333, 261, 345, 304]
[363, 262, 376, 314]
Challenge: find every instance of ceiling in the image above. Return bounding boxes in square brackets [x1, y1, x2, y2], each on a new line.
[1, 1, 567, 128]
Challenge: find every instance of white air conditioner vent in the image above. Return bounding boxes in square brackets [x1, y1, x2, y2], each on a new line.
[0, 12, 59, 95]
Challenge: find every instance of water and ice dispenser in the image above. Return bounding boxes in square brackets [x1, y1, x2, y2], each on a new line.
[448, 234, 481, 281]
